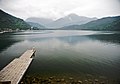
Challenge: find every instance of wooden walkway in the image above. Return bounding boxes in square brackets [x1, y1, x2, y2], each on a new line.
[0, 49, 36, 84]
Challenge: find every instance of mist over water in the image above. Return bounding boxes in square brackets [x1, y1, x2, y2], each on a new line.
[0, 30, 120, 80]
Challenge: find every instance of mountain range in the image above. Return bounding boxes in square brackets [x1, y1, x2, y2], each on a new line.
[61, 16, 120, 31]
[0, 9, 120, 31]
[26, 14, 97, 28]
[0, 9, 31, 30]
[26, 17, 53, 27]
[47, 14, 97, 28]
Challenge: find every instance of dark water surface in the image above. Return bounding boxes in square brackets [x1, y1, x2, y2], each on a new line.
[0, 30, 120, 80]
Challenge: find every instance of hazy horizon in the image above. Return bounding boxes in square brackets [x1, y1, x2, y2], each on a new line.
[0, 0, 120, 20]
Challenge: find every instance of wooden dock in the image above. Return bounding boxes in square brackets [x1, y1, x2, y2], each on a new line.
[0, 49, 36, 84]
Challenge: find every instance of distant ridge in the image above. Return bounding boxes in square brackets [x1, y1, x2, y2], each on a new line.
[0, 9, 31, 30]
[47, 13, 97, 28]
[27, 22, 46, 29]
[26, 17, 53, 27]
[26, 14, 97, 28]
[60, 16, 120, 31]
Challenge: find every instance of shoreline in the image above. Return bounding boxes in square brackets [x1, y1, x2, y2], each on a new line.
[0, 30, 25, 34]
[20, 75, 120, 84]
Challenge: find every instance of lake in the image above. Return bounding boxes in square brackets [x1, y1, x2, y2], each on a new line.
[0, 30, 120, 82]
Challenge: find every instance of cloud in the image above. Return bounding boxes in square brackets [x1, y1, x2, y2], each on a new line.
[0, 0, 120, 20]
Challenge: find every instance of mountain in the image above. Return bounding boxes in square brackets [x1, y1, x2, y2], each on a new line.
[27, 22, 46, 29]
[61, 16, 120, 31]
[0, 9, 31, 30]
[47, 13, 97, 28]
[26, 17, 53, 27]
[26, 14, 97, 28]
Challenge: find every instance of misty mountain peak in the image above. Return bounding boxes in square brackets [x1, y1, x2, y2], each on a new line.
[26, 17, 53, 26]
[67, 13, 79, 18]
[26, 13, 97, 28]
[45, 14, 97, 28]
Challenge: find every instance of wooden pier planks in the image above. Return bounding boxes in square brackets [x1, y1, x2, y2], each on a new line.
[0, 49, 36, 84]
[20, 49, 35, 59]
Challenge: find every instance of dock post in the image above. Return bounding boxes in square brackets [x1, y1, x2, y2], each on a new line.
[32, 47, 36, 57]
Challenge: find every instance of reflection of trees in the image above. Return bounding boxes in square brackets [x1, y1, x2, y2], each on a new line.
[87, 33, 120, 44]
[56, 33, 120, 45]
[0, 34, 22, 52]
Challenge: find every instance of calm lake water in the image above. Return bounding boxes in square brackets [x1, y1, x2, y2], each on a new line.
[0, 30, 120, 80]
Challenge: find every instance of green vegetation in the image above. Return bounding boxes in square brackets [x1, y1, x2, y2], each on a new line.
[61, 16, 120, 31]
[27, 22, 46, 30]
[1, 9, 120, 31]
[0, 9, 31, 31]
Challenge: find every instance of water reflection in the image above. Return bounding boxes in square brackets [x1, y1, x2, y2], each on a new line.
[0, 30, 120, 80]
[87, 33, 120, 44]
[0, 34, 22, 52]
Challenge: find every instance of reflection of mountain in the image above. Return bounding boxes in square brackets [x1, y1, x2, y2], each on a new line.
[20, 32, 120, 45]
[56, 33, 120, 44]
[56, 36, 89, 44]
[0, 34, 22, 52]
[87, 33, 120, 44]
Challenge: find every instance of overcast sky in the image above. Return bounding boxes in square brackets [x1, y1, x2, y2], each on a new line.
[0, 0, 120, 20]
